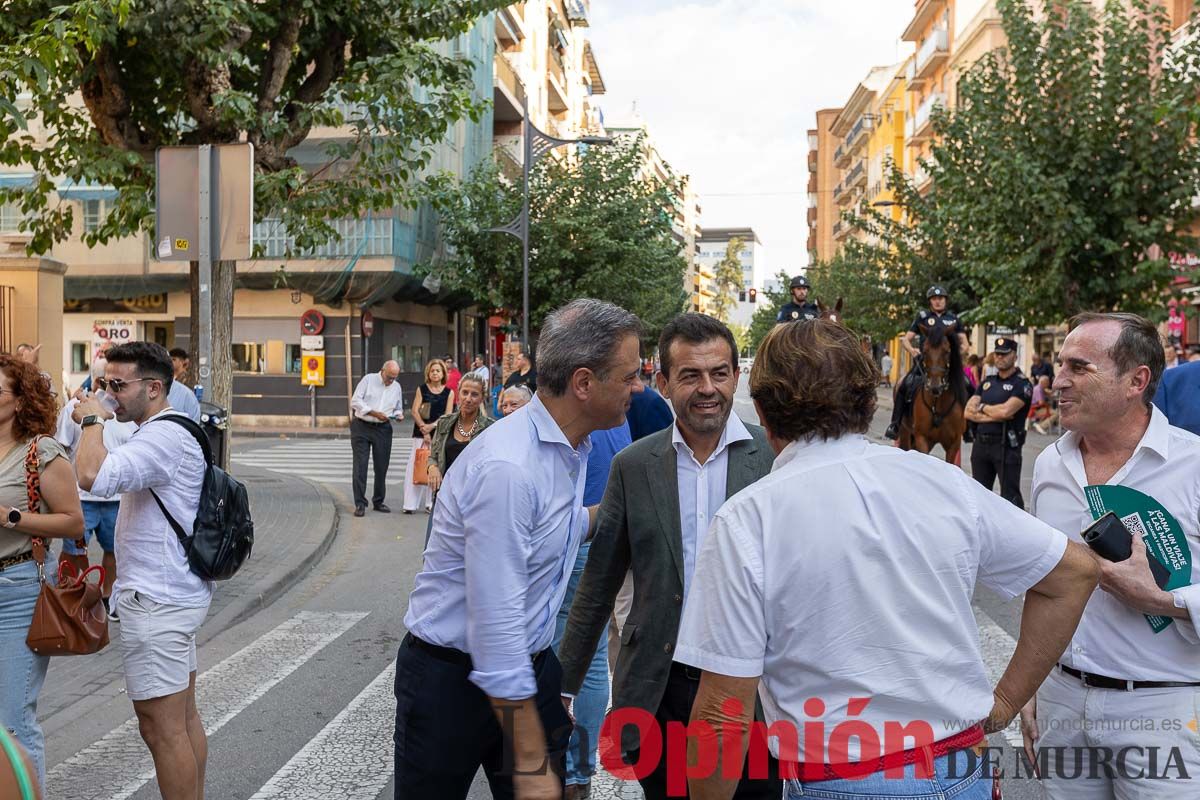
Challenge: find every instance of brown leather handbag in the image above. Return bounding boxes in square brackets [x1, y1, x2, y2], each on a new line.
[412, 443, 430, 486]
[23, 437, 109, 656]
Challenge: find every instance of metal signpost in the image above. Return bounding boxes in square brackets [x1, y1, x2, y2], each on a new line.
[155, 143, 254, 401]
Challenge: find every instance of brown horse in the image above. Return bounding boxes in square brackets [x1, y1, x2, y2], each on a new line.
[897, 324, 966, 465]
[818, 297, 844, 323]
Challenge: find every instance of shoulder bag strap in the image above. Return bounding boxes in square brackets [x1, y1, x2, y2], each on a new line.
[146, 414, 210, 549]
[24, 437, 47, 568]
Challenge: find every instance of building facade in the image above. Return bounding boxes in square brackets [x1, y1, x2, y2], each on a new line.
[809, 108, 844, 265]
[697, 227, 765, 327]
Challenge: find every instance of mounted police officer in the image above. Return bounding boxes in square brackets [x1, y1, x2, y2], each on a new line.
[964, 337, 1032, 508]
[884, 285, 969, 440]
[775, 275, 821, 323]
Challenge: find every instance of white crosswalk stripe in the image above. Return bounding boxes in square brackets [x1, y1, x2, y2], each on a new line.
[46, 611, 368, 800]
[48, 602, 1025, 799]
[232, 439, 415, 486]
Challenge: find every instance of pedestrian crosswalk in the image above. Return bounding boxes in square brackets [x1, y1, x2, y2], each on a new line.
[231, 438, 415, 487]
[46, 604, 1028, 800]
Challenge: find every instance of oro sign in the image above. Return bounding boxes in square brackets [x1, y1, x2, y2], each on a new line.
[91, 318, 136, 360]
[301, 352, 325, 387]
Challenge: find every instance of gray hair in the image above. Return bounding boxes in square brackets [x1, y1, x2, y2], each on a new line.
[536, 299, 642, 396]
[501, 384, 533, 403]
[1069, 312, 1165, 406]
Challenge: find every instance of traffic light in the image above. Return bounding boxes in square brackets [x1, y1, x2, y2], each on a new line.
[748, 288, 757, 303]
[739, 290, 746, 302]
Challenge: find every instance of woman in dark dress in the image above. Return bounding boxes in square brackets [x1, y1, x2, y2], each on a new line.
[402, 359, 454, 513]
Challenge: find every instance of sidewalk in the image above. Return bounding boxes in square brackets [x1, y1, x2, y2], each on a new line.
[38, 464, 339, 738]
[234, 426, 353, 440]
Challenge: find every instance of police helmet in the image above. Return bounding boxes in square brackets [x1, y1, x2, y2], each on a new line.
[790, 275, 811, 290]
[926, 285, 948, 299]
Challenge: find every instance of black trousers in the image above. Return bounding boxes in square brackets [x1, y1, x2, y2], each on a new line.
[889, 366, 922, 429]
[626, 663, 782, 800]
[351, 418, 392, 508]
[393, 634, 571, 800]
[970, 439, 1024, 508]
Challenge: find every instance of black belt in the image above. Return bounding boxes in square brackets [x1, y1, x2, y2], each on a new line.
[1059, 664, 1200, 691]
[0, 550, 34, 572]
[670, 661, 703, 682]
[404, 633, 549, 669]
[975, 433, 1003, 444]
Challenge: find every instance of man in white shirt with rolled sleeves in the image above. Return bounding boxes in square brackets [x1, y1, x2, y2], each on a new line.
[1023, 312, 1200, 799]
[397, 299, 644, 800]
[350, 359, 405, 517]
[71, 341, 210, 800]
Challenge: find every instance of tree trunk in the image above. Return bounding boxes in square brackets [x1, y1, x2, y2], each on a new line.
[188, 258, 236, 470]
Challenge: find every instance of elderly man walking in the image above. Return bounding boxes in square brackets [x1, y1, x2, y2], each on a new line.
[1023, 313, 1200, 800]
[350, 360, 404, 517]
[559, 313, 780, 800]
[678, 320, 1097, 800]
[396, 299, 644, 800]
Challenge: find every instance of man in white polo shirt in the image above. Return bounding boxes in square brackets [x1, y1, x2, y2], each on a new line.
[676, 320, 1098, 800]
[1023, 312, 1200, 799]
[73, 341, 209, 800]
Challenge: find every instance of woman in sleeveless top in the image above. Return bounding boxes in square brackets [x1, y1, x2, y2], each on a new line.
[403, 359, 454, 513]
[0, 355, 85, 788]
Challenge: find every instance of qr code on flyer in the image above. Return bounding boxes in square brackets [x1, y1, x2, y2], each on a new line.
[1121, 512, 1148, 538]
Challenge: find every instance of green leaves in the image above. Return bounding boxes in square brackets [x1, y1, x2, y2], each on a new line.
[843, 0, 1200, 332]
[421, 132, 689, 343]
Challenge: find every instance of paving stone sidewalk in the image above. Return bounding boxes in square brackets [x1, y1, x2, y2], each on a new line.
[37, 464, 338, 739]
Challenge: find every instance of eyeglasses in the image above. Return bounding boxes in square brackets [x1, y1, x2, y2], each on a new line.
[105, 378, 153, 394]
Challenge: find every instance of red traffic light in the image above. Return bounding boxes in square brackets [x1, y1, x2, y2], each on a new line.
[748, 288, 757, 303]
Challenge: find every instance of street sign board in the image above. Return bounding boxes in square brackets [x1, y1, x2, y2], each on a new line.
[300, 309, 325, 335]
[155, 143, 254, 261]
[300, 335, 324, 351]
[91, 318, 135, 360]
[361, 311, 374, 338]
[301, 352, 326, 387]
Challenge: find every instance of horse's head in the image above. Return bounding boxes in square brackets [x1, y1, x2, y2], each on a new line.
[818, 297, 844, 324]
[921, 326, 953, 397]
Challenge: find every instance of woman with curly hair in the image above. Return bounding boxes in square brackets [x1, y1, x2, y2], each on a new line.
[0, 355, 85, 787]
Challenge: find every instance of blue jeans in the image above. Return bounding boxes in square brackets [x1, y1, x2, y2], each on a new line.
[61, 500, 119, 556]
[552, 542, 609, 787]
[0, 559, 50, 788]
[785, 750, 988, 799]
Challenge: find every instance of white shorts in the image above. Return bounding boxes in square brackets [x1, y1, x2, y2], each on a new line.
[115, 589, 209, 702]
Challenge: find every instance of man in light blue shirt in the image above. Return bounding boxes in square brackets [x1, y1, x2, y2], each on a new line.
[166, 348, 201, 422]
[397, 299, 644, 800]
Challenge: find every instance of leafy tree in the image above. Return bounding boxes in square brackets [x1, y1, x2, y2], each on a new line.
[845, 0, 1200, 330]
[0, 0, 503, 415]
[709, 237, 744, 323]
[422, 132, 688, 344]
[746, 270, 790, 354]
[727, 322, 750, 357]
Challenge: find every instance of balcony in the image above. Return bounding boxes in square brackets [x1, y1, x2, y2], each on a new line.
[833, 178, 847, 204]
[902, 0, 947, 42]
[254, 217, 394, 259]
[547, 49, 569, 112]
[565, 0, 589, 26]
[905, 58, 924, 91]
[906, 91, 945, 143]
[807, 233, 817, 253]
[496, 6, 527, 46]
[494, 135, 523, 180]
[913, 26, 949, 81]
[833, 218, 852, 240]
[847, 161, 866, 190]
[834, 142, 850, 169]
[493, 53, 525, 122]
[807, 207, 817, 225]
[845, 115, 872, 153]
[807, 150, 818, 171]
[913, 156, 936, 193]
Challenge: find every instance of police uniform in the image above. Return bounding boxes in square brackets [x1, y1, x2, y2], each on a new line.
[969, 339, 1033, 508]
[885, 289, 965, 439]
[775, 300, 821, 323]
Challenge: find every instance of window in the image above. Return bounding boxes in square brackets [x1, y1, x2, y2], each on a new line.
[70, 342, 89, 372]
[82, 199, 105, 233]
[407, 346, 424, 374]
[391, 345, 405, 366]
[232, 343, 265, 373]
[0, 202, 24, 233]
[285, 344, 302, 374]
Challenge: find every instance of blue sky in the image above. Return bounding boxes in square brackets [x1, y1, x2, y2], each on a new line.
[588, 0, 914, 277]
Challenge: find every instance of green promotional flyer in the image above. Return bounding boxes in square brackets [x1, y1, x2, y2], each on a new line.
[1085, 484, 1192, 633]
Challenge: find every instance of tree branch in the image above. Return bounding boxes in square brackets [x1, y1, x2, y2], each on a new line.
[184, 23, 252, 141]
[77, 43, 148, 152]
[258, 14, 304, 115]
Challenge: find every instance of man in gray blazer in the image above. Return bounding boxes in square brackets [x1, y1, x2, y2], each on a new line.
[558, 313, 780, 800]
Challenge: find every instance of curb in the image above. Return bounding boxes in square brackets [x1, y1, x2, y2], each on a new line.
[232, 429, 353, 440]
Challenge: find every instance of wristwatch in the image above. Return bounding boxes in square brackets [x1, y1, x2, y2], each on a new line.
[81, 415, 102, 428]
[3, 508, 21, 528]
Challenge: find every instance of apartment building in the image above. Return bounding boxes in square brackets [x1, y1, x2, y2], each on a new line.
[697, 227, 765, 326]
[866, 63, 909, 227]
[809, 108, 844, 265]
[830, 66, 898, 249]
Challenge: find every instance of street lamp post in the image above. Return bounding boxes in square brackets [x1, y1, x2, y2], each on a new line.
[489, 97, 612, 346]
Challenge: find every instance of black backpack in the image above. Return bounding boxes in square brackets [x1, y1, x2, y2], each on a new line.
[148, 415, 254, 581]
